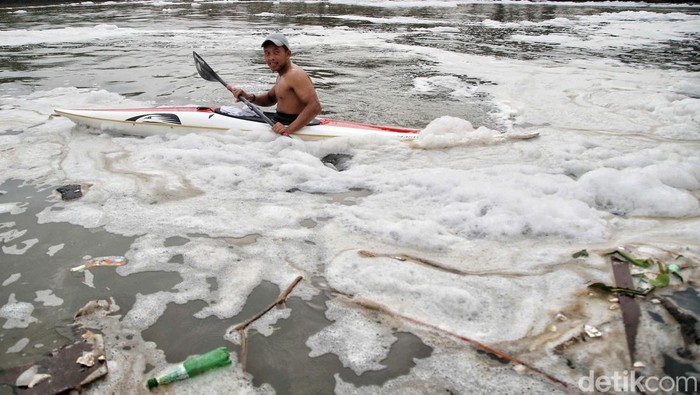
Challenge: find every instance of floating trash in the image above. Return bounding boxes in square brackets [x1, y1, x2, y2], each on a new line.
[15, 365, 51, 389]
[572, 249, 589, 258]
[70, 255, 127, 272]
[584, 324, 602, 338]
[147, 346, 231, 390]
[55, 183, 91, 201]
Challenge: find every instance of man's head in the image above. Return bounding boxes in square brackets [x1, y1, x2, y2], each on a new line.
[262, 33, 292, 73]
[262, 33, 291, 51]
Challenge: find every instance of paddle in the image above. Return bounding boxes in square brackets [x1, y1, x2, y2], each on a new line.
[193, 51, 275, 126]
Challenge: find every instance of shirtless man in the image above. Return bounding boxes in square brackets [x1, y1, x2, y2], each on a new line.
[232, 33, 321, 137]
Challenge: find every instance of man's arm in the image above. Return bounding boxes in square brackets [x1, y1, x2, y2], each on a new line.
[280, 71, 321, 135]
[232, 87, 276, 106]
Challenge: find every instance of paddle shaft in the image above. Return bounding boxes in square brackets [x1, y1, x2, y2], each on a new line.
[193, 51, 275, 126]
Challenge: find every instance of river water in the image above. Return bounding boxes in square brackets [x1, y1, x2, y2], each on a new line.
[1, 1, 699, 394]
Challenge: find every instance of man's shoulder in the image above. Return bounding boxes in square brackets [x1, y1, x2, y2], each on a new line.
[289, 64, 310, 77]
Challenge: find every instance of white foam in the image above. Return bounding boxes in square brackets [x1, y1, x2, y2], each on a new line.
[34, 290, 64, 307]
[0, 203, 27, 216]
[334, 336, 563, 394]
[326, 250, 593, 343]
[412, 76, 477, 98]
[46, 243, 64, 256]
[306, 299, 396, 375]
[6, 337, 30, 354]
[574, 167, 699, 217]
[0, 228, 27, 243]
[504, 11, 700, 50]
[0, 24, 142, 47]
[2, 238, 39, 255]
[2, 273, 21, 287]
[0, 294, 38, 329]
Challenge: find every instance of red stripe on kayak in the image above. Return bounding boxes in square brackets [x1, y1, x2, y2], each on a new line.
[318, 118, 419, 134]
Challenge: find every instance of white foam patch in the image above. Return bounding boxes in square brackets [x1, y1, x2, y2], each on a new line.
[6, 337, 30, 354]
[574, 167, 699, 217]
[121, 292, 173, 331]
[46, 243, 64, 256]
[306, 299, 396, 375]
[334, 338, 564, 394]
[510, 11, 700, 50]
[34, 290, 64, 307]
[0, 294, 38, 329]
[326, 250, 598, 344]
[2, 273, 21, 287]
[0, 203, 27, 215]
[247, 306, 292, 337]
[393, 22, 699, 138]
[328, 0, 461, 7]
[412, 76, 477, 98]
[0, 87, 148, 186]
[0, 24, 142, 46]
[2, 238, 39, 255]
[0, 228, 27, 243]
[415, 116, 511, 148]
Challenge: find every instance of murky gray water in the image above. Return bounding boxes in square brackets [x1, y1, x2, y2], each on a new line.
[1, 1, 699, 394]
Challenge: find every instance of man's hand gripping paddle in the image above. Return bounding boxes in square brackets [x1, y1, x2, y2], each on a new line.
[193, 51, 275, 126]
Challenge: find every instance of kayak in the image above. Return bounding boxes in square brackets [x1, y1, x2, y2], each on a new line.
[53, 106, 421, 141]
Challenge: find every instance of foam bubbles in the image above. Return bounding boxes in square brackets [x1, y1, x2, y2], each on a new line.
[6, 337, 30, 354]
[575, 167, 700, 217]
[415, 116, 509, 148]
[306, 299, 396, 375]
[0, 294, 38, 329]
[34, 290, 64, 307]
[2, 273, 21, 287]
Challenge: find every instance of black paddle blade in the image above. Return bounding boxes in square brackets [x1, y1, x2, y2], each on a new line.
[193, 51, 227, 87]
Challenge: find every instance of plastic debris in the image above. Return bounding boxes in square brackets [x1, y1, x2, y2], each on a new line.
[584, 324, 602, 338]
[56, 183, 91, 201]
[513, 364, 527, 375]
[71, 255, 127, 272]
[74, 298, 119, 319]
[572, 249, 589, 258]
[147, 347, 231, 390]
[15, 365, 50, 388]
[0, 330, 107, 392]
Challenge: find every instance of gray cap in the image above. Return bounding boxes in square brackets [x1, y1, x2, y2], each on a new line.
[261, 33, 291, 50]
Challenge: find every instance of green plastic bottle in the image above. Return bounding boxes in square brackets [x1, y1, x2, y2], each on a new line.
[147, 347, 231, 390]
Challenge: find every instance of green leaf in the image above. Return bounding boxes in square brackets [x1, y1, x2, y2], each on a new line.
[613, 250, 653, 268]
[649, 273, 670, 288]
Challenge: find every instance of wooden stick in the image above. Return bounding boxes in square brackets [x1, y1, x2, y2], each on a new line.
[340, 294, 577, 393]
[234, 276, 303, 371]
[235, 276, 303, 332]
[239, 330, 248, 372]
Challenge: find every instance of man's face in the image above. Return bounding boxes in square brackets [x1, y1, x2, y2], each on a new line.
[263, 45, 290, 72]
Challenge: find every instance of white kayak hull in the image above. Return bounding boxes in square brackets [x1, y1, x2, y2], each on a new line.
[54, 106, 421, 141]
